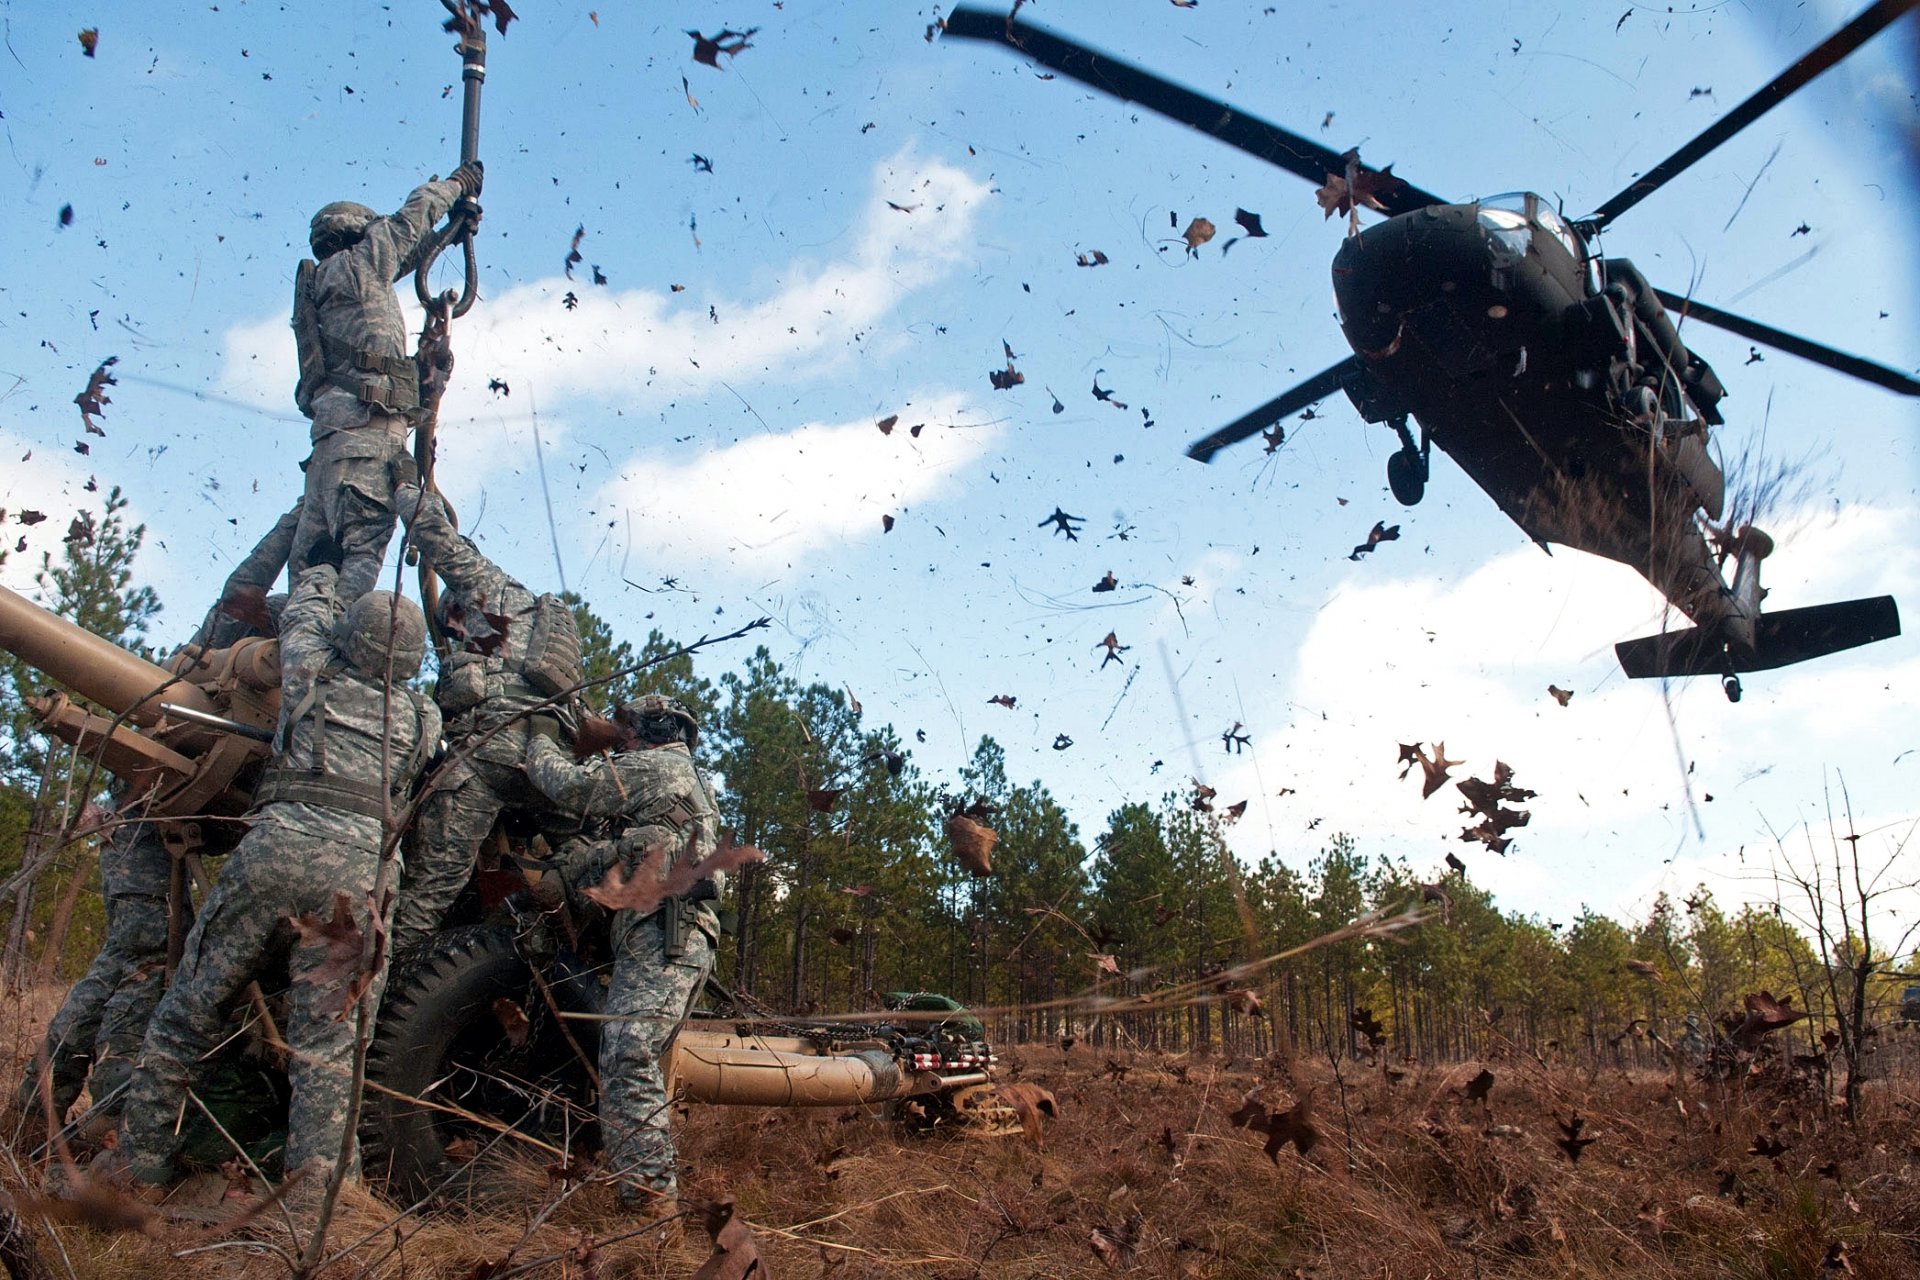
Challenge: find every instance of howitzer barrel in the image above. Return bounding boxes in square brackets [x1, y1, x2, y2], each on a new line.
[0, 583, 215, 725]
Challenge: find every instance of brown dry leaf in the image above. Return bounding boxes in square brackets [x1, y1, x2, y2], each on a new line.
[11, 1180, 161, 1237]
[1314, 148, 1410, 225]
[1181, 217, 1215, 254]
[1348, 520, 1400, 560]
[1548, 684, 1574, 706]
[1089, 1213, 1143, 1269]
[75, 355, 117, 435]
[692, 1198, 767, 1280]
[806, 787, 845, 813]
[584, 831, 766, 917]
[1417, 743, 1464, 799]
[946, 811, 998, 876]
[1728, 989, 1809, 1047]
[1230, 1087, 1319, 1162]
[876, 414, 898, 435]
[491, 997, 531, 1048]
[1076, 249, 1110, 267]
[1089, 952, 1122, 976]
[1624, 958, 1663, 981]
[1464, 1068, 1495, 1102]
[687, 27, 758, 69]
[1555, 1111, 1597, 1163]
[988, 693, 1017, 708]
[1224, 988, 1264, 1017]
[289, 891, 368, 1011]
[996, 1081, 1059, 1147]
[78, 27, 100, 56]
[991, 338, 1025, 391]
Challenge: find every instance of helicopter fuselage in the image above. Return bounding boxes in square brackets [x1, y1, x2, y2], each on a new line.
[1329, 193, 1742, 631]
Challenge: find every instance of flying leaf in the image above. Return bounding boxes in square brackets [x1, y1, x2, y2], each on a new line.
[1093, 571, 1118, 593]
[1181, 216, 1216, 254]
[75, 355, 118, 435]
[876, 414, 898, 435]
[1349, 520, 1400, 560]
[687, 27, 758, 69]
[584, 831, 766, 917]
[691, 1199, 767, 1280]
[1555, 1111, 1597, 1163]
[1548, 684, 1574, 706]
[946, 811, 997, 876]
[1415, 742, 1464, 799]
[991, 339, 1025, 391]
[881, 513, 895, 533]
[987, 694, 1017, 709]
[1233, 207, 1268, 238]
[491, 996, 531, 1048]
[1230, 1087, 1319, 1161]
[1075, 249, 1110, 267]
[1089, 952, 1122, 976]
[1624, 958, 1662, 981]
[563, 225, 584, 278]
[78, 28, 100, 57]
[1463, 1068, 1495, 1102]
[996, 1081, 1059, 1147]
[806, 787, 845, 813]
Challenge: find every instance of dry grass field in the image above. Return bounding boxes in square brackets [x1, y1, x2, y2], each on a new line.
[4, 985, 1917, 1280]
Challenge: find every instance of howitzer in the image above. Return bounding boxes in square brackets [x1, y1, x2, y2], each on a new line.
[0, 583, 279, 852]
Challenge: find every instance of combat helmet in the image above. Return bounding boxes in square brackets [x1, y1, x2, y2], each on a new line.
[617, 694, 699, 750]
[309, 201, 377, 255]
[336, 590, 428, 681]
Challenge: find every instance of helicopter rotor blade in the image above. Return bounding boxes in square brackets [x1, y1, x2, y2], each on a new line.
[941, 7, 1444, 215]
[1581, 0, 1920, 235]
[1655, 288, 1920, 397]
[1186, 358, 1361, 463]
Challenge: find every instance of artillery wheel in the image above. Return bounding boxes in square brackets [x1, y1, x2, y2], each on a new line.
[1387, 448, 1426, 506]
[363, 924, 600, 1205]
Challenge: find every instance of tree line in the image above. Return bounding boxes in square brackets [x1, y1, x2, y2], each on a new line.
[2, 487, 1911, 1077]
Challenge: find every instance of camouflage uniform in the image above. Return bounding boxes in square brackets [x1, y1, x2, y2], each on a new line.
[523, 733, 720, 1204]
[15, 816, 170, 1121]
[288, 178, 462, 602]
[387, 482, 581, 961]
[16, 505, 302, 1122]
[120, 565, 440, 1186]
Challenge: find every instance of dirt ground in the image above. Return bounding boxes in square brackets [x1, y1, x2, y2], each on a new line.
[4, 986, 1917, 1279]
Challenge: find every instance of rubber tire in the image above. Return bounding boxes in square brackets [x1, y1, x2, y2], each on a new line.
[362, 924, 598, 1204]
[1387, 448, 1426, 506]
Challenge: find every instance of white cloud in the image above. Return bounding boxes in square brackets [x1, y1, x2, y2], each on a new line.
[594, 393, 998, 568]
[1201, 500, 1920, 905]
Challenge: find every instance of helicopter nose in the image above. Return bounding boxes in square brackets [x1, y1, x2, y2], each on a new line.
[1331, 204, 1490, 355]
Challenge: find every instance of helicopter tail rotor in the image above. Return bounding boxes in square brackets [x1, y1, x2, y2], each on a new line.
[1615, 595, 1900, 684]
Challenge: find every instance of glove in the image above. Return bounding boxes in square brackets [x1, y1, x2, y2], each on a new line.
[450, 160, 484, 197]
[389, 453, 420, 492]
[525, 713, 562, 744]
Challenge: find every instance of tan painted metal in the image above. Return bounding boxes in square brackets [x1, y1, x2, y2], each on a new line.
[668, 1025, 987, 1107]
[0, 583, 216, 724]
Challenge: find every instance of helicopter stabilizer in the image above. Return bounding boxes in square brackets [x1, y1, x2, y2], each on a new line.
[1615, 596, 1900, 681]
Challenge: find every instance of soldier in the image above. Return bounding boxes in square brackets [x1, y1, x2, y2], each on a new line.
[15, 502, 302, 1128]
[385, 480, 584, 962]
[118, 564, 440, 1189]
[288, 163, 482, 602]
[522, 696, 720, 1211]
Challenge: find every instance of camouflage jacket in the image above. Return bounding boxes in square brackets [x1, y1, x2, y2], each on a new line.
[184, 499, 301, 652]
[395, 483, 554, 750]
[305, 178, 461, 440]
[523, 736, 724, 907]
[261, 565, 441, 845]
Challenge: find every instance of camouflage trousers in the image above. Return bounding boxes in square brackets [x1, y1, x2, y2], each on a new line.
[17, 825, 172, 1121]
[389, 752, 551, 963]
[120, 824, 389, 1186]
[290, 413, 408, 602]
[599, 908, 713, 1206]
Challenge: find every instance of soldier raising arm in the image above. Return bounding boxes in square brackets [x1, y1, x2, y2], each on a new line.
[386, 480, 585, 961]
[287, 163, 481, 603]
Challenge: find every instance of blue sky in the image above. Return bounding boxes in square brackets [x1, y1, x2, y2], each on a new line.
[2, 0, 1916, 929]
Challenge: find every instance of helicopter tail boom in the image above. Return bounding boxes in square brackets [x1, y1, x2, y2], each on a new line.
[1615, 595, 1900, 680]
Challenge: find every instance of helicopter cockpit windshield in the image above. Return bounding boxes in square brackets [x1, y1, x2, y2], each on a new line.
[1478, 192, 1595, 283]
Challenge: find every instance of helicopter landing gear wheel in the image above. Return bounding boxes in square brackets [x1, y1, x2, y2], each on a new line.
[1386, 416, 1429, 506]
[1387, 448, 1426, 506]
[1721, 673, 1742, 702]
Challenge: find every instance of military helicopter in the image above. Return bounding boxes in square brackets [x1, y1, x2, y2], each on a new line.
[945, 1, 1918, 699]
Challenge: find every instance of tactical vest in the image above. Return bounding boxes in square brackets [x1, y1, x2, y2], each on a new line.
[260, 664, 432, 821]
[521, 594, 583, 697]
[292, 259, 421, 417]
